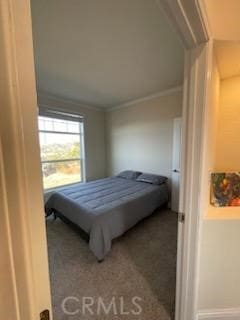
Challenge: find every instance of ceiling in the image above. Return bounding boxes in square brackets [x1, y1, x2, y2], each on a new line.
[204, 0, 240, 41]
[31, 0, 184, 108]
[215, 41, 240, 79]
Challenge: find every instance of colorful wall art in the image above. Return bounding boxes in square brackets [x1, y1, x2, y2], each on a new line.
[211, 172, 240, 207]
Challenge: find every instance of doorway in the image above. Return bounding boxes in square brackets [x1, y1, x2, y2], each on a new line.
[32, 1, 183, 319]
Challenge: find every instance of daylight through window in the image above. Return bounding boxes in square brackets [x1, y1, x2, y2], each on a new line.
[38, 114, 84, 189]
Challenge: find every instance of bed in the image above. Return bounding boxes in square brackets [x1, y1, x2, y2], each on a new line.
[45, 171, 169, 261]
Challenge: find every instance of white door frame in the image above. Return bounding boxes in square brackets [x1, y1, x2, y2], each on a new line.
[0, 0, 211, 319]
[177, 42, 212, 320]
[0, 1, 52, 319]
[161, 1, 211, 320]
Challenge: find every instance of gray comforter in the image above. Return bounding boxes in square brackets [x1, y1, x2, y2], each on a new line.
[45, 177, 168, 260]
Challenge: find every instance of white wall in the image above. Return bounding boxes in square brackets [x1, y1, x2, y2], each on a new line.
[215, 76, 240, 171]
[38, 94, 106, 181]
[198, 220, 240, 310]
[105, 89, 182, 180]
[204, 0, 240, 41]
[197, 65, 240, 313]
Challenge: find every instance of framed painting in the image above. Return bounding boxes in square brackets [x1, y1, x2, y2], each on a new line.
[211, 172, 240, 207]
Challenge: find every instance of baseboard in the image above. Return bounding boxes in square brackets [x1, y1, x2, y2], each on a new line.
[197, 308, 240, 320]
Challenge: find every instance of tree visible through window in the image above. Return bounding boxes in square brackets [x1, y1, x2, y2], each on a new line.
[38, 115, 84, 189]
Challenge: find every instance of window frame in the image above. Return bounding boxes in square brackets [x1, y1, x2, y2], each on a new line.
[38, 109, 85, 190]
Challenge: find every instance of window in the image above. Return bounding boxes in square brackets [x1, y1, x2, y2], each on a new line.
[38, 110, 85, 190]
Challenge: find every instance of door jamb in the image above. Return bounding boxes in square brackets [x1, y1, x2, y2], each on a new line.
[161, 1, 211, 320]
[0, 0, 52, 319]
[178, 42, 212, 320]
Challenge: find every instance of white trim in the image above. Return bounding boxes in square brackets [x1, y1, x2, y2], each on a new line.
[38, 102, 88, 120]
[39, 107, 84, 122]
[157, 2, 211, 320]
[156, 0, 196, 48]
[0, 0, 52, 319]
[0, 139, 20, 319]
[197, 0, 212, 39]
[197, 308, 240, 320]
[176, 42, 212, 320]
[38, 91, 103, 112]
[158, 0, 210, 49]
[174, 52, 190, 317]
[107, 86, 183, 112]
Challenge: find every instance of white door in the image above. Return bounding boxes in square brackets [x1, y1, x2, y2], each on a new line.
[171, 118, 182, 212]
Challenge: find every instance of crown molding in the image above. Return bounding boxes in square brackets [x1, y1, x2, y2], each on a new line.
[106, 86, 183, 112]
[37, 91, 103, 112]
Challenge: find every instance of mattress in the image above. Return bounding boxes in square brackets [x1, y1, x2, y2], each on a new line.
[45, 177, 169, 260]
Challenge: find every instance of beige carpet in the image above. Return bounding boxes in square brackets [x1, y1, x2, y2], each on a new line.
[46, 209, 177, 320]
